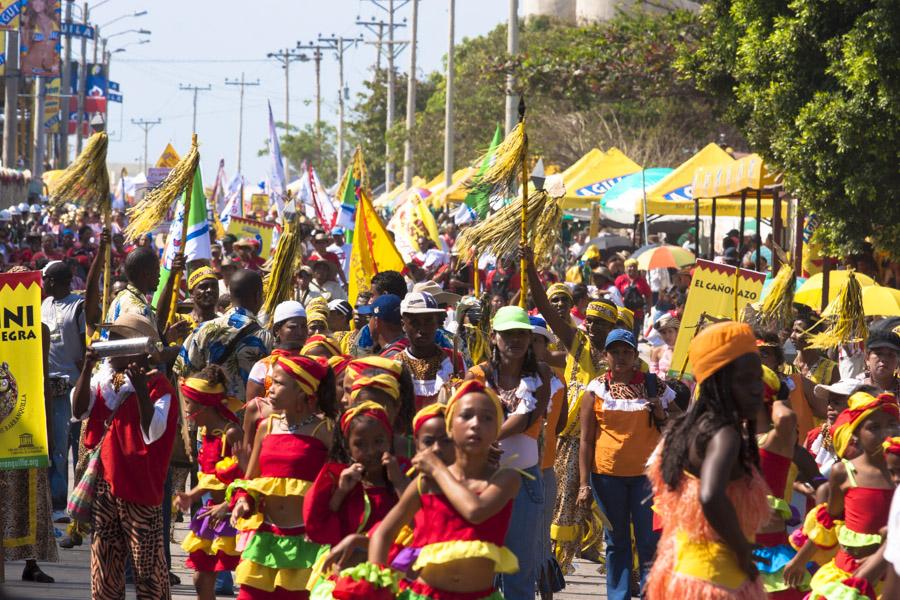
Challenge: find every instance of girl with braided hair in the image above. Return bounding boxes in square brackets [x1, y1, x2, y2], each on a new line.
[646, 321, 771, 600]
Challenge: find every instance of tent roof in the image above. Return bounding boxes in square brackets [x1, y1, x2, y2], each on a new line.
[692, 153, 780, 199]
[560, 147, 642, 209]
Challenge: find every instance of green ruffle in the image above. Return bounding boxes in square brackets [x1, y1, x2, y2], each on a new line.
[814, 581, 872, 600]
[240, 530, 326, 570]
[767, 495, 792, 521]
[760, 568, 810, 593]
[837, 525, 882, 548]
[225, 479, 256, 504]
[337, 562, 399, 593]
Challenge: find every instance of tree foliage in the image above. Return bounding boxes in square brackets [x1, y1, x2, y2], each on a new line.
[678, 0, 900, 256]
[349, 11, 739, 190]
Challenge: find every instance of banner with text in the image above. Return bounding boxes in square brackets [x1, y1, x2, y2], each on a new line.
[0, 271, 49, 470]
[668, 259, 766, 382]
[225, 216, 275, 260]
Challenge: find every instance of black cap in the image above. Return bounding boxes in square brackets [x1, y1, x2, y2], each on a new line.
[866, 329, 900, 353]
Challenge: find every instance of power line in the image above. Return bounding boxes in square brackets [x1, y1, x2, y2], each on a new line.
[267, 47, 309, 180]
[178, 83, 212, 134]
[315, 34, 363, 178]
[131, 117, 162, 172]
[224, 74, 261, 174]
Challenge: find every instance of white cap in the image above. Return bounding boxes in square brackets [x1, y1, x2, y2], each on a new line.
[29, 203, 41, 213]
[813, 378, 865, 401]
[0, 209, 9, 221]
[8, 205, 19, 215]
[17, 202, 28, 213]
[272, 300, 307, 325]
[400, 291, 445, 315]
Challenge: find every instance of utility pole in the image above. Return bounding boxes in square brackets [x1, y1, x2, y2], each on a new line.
[131, 117, 161, 173]
[75, 2, 89, 154]
[296, 42, 327, 165]
[59, 0, 74, 168]
[225, 73, 260, 175]
[316, 35, 362, 179]
[32, 79, 46, 178]
[402, 0, 418, 187]
[360, 0, 409, 191]
[267, 47, 307, 180]
[444, 0, 455, 189]
[2, 29, 19, 169]
[505, 0, 519, 135]
[178, 84, 212, 134]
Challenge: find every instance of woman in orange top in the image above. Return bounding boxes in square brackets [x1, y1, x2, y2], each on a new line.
[579, 328, 675, 600]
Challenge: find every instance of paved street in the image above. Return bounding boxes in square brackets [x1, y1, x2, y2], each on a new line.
[1, 522, 607, 599]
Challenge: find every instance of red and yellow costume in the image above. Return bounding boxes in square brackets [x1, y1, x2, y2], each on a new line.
[803, 393, 898, 600]
[228, 356, 332, 599]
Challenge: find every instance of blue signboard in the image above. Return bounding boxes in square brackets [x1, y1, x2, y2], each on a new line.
[61, 22, 94, 39]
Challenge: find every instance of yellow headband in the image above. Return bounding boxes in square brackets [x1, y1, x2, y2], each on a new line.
[547, 283, 572, 302]
[183, 377, 225, 395]
[617, 306, 634, 329]
[832, 392, 900, 458]
[274, 355, 328, 396]
[350, 373, 401, 402]
[586, 300, 617, 324]
[301, 335, 341, 357]
[445, 380, 504, 435]
[340, 400, 392, 436]
[413, 403, 446, 437]
[187, 266, 217, 291]
[347, 356, 403, 378]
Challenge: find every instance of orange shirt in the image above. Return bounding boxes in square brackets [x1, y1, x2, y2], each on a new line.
[541, 371, 566, 470]
[588, 371, 675, 477]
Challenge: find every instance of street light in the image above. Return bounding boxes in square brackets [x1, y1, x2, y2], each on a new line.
[105, 28, 151, 40]
[112, 39, 149, 53]
[100, 9, 148, 29]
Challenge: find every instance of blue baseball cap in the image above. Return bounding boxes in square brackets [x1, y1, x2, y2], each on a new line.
[604, 328, 636, 350]
[331, 227, 345, 236]
[356, 294, 402, 324]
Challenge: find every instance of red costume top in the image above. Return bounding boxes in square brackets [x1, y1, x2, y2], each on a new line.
[410, 489, 518, 574]
[196, 428, 243, 491]
[240, 417, 329, 500]
[83, 372, 177, 505]
[302, 462, 399, 546]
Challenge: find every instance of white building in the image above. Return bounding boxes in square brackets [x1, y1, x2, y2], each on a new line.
[523, 0, 699, 24]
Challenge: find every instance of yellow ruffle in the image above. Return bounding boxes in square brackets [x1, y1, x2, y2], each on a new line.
[235, 559, 312, 592]
[243, 477, 313, 498]
[235, 513, 264, 532]
[182, 532, 239, 557]
[197, 471, 227, 491]
[182, 531, 212, 555]
[673, 530, 747, 591]
[550, 523, 580, 543]
[809, 559, 851, 596]
[836, 524, 882, 548]
[412, 540, 519, 574]
[803, 504, 840, 549]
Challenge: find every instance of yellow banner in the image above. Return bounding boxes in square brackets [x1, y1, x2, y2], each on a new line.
[156, 143, 180, 168]
[348, 189, 405, 305]
[669, 259, 766, 381]
[0, 271, 49, 469]
[801, 213, 823, 278]
[225, 216, 275, 260]
[249, 193, 269, 216]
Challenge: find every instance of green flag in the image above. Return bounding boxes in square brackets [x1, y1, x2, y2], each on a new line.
[152, 168, 211, 308]
[464, 124, 503, 219]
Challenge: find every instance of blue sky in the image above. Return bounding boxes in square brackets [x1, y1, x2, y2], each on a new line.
[94, 0, 509, 185]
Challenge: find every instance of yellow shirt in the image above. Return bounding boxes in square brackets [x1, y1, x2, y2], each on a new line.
[561, 329, 605, 437]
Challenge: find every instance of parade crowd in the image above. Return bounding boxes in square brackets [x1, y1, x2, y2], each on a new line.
[3, 199, 900, 600]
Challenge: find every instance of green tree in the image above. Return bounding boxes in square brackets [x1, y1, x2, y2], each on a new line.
[349, 11, 739, 190]
[678, 0, 900, 256]
[258, 121, 338, 186]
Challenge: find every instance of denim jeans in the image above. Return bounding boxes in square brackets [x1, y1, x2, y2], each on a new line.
[48, 392, 72, 510]
[498, 464, 544, 600]
[538, 467, 559, 595]
[590, 473, 659, 600]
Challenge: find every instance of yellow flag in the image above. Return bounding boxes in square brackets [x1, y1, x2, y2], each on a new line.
[156, 143, 181, 168]
[413, 193, 441, 247]
[348, 188, 406, 305]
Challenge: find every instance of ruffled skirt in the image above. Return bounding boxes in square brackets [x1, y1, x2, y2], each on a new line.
[182, 500, 240, 572]
[398, 579, 503, 600]
[235, 522, 328, 596]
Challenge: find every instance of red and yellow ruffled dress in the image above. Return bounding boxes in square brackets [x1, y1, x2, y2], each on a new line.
[399, 489, 519, 600]
[229, 418, 330, 599]
[645, 457, 771, 600]
[805, 459, 892, 600]
[182, 427, 243, 572]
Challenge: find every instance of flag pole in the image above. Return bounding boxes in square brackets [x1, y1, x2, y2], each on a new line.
[167, 133, 198, 327]
[518, 98, 527, 308]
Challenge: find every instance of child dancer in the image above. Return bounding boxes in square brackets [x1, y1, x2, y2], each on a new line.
[646, 321, 770, 600]
[342, 356, 415, 458]
[785, 391, 899, 599]
[229, 355, 337, 599]
[359, 379, 521, 600]
[303, 401, 407, 547]
[176, 366, 244, 600]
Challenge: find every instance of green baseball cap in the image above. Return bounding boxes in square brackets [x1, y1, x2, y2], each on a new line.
[492, 306, 534, 332]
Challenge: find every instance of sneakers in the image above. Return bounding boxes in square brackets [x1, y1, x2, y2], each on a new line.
[52, 510, 71, 524]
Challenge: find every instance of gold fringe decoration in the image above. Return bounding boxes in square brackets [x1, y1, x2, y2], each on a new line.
[807, 271, 867, 349]
[124, 136, 199, 243]
[262, 213, 303, 319]
[753, 264, 796, 330]
[464, 120, 527, 200]
[47, 132, 110, 211]
[455, 190, 562, 270]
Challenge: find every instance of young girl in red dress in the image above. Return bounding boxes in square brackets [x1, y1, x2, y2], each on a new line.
[784, 391, 899, 599]
[351, 380, 522, 600]
[176, 366, 245, 600]
[228, 355, 337, 599]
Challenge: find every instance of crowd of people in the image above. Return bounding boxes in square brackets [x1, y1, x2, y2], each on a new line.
[2, 198, 900, 600]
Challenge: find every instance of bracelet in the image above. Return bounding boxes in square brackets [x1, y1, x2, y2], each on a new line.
[579, 485, 591, 492]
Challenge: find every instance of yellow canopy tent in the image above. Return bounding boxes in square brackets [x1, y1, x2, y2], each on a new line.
[372, 176, 427, 210]
[428, 167, 476, 207]
[559, 147, 642, 210]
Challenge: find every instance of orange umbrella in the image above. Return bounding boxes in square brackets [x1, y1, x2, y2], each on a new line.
[632, 244, 696, 270]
